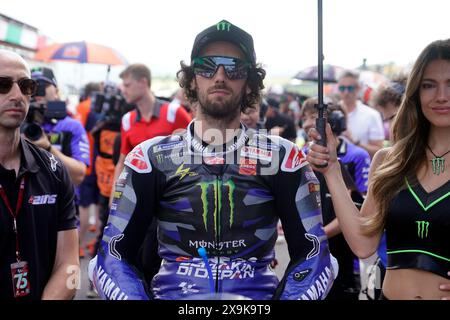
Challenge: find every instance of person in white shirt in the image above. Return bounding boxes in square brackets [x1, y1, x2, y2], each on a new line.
[338, 70, 384, 159]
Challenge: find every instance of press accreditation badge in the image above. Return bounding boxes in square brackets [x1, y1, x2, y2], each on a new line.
[11, 261, 30, 297]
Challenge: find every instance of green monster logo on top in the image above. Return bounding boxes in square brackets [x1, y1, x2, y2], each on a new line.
[415, 220, 429, 239]
[198, 179, 235, 238]
[216, 20, 231, 31]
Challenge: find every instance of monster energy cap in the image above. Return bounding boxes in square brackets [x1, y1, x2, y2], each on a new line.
[191, 19, 256, 65]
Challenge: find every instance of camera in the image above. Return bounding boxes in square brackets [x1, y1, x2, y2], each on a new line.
[327, 110, 346, 136]
[91, 86, 135, 125]
[21, 100, 67, 141]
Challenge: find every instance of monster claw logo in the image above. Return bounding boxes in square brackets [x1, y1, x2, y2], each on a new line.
[198, 179, 235, 237]
[171, 163, 198, 181]
[415, 220, 429, 239]
[430, 157, 445, 175]
[216, 20, 231, 31]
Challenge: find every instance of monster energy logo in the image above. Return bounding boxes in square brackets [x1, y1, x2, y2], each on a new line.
[156, 154, 164, 164]
[431, 157, 445, 175]
[198, 179, 235, 238]
[415, 220, 429, 239]
[216, 20, 231, 31]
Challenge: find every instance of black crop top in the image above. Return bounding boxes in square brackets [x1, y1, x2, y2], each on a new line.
[385, 177, 450, 278]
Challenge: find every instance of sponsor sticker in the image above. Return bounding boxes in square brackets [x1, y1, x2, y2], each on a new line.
[240, 146, 272, 161]
[204, 156, 225, 165]
[308, 183, 320, 193]
[153, 141, 185, 153]
[28, 194, 57, 205]
[239, 158, 257, 175]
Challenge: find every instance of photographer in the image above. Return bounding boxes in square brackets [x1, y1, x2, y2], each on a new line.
[25, 67, 90, 186]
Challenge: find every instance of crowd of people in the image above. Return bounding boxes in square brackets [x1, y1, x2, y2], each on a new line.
[0, 19, 449, 300]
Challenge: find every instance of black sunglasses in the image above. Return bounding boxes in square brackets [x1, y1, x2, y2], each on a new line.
[192, 56, 251, 80]
[0, 76, 38, 95]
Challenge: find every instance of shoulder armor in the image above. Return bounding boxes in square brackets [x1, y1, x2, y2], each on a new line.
[124, 136, 165, 173]
[265, 135, 308, 172]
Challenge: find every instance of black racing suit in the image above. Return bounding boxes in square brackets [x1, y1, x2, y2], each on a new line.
[91, 123, 337, 300]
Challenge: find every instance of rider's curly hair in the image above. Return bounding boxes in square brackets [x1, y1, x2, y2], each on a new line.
[176, 61, 266, 113]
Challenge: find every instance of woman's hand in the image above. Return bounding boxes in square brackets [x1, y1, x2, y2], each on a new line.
[306, 122, 339, 175]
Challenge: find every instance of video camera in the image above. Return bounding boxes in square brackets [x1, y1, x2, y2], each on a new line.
[21, 100, 67, 141]
[91, 85, 135, 125]
[328, 110, 346, 136]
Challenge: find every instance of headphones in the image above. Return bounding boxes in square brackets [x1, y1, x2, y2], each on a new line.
[328, 110, 346, 136]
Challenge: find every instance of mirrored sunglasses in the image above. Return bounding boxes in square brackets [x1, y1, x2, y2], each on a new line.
[193, 56, 250, 80]
[338, 85, 356, 93]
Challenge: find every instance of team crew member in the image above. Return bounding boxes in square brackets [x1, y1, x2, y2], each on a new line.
[0, 49, 79, 300]
[91, 20, 337, 300]
[307, 39, 450, 299]
[112, 64, 192, 195]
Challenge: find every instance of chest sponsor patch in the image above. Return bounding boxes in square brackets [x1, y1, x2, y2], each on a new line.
[153, 141, 185, 153]
[204, 156, 225, 165]
[239, 158, 257, 175]
[28, 194, 57, 205]
[240, 146, 272, 161]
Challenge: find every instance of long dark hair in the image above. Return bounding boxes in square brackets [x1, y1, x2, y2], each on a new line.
[365, 38, 450, 236]
[176, 61, 266, 113]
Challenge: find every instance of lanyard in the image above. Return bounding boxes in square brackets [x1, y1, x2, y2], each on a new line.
[0, 176, 26, 262]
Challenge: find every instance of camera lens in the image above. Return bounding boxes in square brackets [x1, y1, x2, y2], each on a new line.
[23, 123, 44, 141]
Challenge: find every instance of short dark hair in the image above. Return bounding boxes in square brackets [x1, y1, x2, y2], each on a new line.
[84, 82, 101, 98]
[119, 64, 151, 88]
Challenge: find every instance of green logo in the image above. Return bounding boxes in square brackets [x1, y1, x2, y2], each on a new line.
[216, 20, 231, 31]
[156, 154, 164, 164]
[198, 179, 235, 238]
[431, 157, 445, 175]
[415, 220, 429, 239]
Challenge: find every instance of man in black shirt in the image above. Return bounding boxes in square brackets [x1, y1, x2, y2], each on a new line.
[0, 49, 79, 300]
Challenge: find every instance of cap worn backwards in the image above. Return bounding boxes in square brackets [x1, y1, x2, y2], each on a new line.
[31, 67, 58, 87]
[191, 19, 256, 65]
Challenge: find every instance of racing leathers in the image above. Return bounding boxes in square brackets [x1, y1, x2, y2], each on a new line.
[91, 122, 337, 300]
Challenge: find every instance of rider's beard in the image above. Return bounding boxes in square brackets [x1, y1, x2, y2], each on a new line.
[197, 83, 244, 123]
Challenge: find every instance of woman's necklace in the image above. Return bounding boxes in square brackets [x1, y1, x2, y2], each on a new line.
[426, 144, 450, 175]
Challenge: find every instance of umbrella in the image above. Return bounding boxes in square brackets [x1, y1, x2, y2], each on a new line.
[294, 64, 346, 83]
[34, 41, 128, 66]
